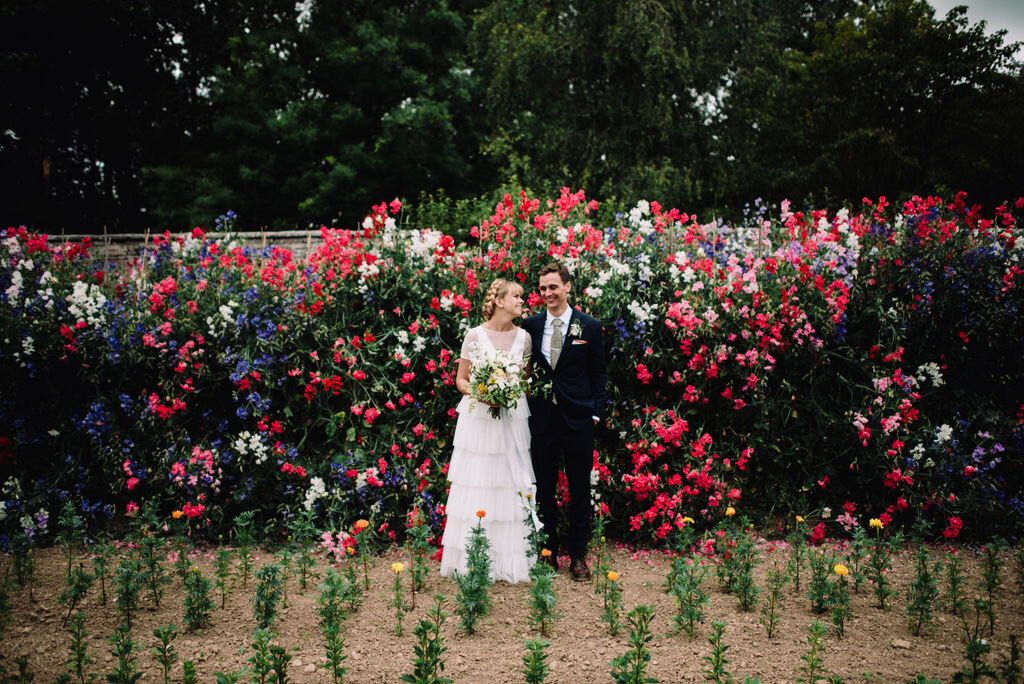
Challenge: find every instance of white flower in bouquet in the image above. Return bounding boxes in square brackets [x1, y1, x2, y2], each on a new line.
[467, 343, 528, 419]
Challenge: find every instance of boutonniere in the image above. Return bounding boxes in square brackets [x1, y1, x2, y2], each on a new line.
[568, 320, 583, 338]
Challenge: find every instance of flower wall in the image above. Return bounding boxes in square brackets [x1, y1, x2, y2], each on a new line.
[1, 190, 1021, 547]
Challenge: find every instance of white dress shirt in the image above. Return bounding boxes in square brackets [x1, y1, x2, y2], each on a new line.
[541, 308, 572, 366]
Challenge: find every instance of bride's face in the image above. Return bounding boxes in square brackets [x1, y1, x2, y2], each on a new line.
[496, 288, 524, 317]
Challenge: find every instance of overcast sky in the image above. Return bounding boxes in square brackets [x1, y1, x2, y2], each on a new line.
[927, 0, 1024, 56]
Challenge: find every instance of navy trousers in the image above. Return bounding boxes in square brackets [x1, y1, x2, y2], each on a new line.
[531, 404, 593, 560]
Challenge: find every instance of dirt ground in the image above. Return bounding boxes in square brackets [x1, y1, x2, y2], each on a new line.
[3, 539, 1022, 683]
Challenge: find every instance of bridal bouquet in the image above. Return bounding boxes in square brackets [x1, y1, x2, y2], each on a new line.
[467, 345, 529, 419]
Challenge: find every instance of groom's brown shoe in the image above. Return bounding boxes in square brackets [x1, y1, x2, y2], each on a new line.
[569, 557, 591, 582]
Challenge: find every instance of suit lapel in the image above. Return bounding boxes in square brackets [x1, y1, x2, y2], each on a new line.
[527, 316, 550, 371]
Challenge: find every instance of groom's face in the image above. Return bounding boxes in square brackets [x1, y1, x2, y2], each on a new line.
[538, 272, 570, 315]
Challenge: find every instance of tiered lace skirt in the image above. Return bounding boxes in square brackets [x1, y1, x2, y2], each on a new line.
[440, 395, 537, 583]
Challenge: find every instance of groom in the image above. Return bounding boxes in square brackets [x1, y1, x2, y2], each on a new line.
[523, 262, 607, 581]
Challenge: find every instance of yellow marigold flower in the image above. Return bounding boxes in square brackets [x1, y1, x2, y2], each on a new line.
[834, 564, 849, 576]
[869, 518, 884, 529]
[795, 515, 805, 523]
[725, 506, 736, 517]
[392, 562, 404, 574]
[682, 516, 695, 524]
[171, 510, 183, 519]
[354, 519, 370, 530]
[607, 571, 619, 582]
[477, 383, 487, 393]
[540, 548, 552, 558]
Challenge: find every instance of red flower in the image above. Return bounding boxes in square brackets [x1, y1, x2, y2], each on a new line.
[942, 516, 963, 538]
[808, 522, 826, 545]
[635, 364, 652, 384]
[182, 502, 206, 519]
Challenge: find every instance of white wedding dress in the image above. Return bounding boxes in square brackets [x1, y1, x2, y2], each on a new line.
[440, 326, 538, 583]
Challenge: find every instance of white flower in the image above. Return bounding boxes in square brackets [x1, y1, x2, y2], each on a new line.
[219, 302, 236, 323]
[915, 362, 945, 387]
[5, 270, 23, 301]
[627, 300, 656, 323]
[67, 281, 108, 325]
[935, 424, 953, 443]
[628, 200, 650, 227]
[303, 476, 326, 511]
[234, 431, 268, 465]
[584, 286, 603, 298]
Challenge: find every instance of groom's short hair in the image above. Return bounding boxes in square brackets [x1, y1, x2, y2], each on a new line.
[538, 262, 571, 283]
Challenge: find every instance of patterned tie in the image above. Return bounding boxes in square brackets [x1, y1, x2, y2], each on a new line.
[550, 318, 563, 368]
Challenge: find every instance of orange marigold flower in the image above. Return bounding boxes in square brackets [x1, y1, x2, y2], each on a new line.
[607, 571, 619, 582]
[725, 506, 736, 517]
[171, 510, 183, 519]
[540, 548, 552, 558]
[476, 510, 486, 518]
[354, 519, 370, 530]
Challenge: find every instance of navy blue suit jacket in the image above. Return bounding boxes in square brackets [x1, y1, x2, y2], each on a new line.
[523, 307, 607, 433]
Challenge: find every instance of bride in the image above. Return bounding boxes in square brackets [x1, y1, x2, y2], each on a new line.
[440, 278, 538, 583]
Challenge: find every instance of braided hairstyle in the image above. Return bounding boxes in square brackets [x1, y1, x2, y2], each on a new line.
[481, 278, 523, 320]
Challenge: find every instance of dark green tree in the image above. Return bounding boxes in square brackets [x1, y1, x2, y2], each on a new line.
[715, 0, 1024, 210]
[470, 0, 724, 208]
[0, 0, 191, 232]
[143, 0, 489, 231]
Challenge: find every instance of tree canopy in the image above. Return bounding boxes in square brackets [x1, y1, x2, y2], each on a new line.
[1, 0, 1020, 232]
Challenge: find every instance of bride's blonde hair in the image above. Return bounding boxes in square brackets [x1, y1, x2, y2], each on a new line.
[481, 278, 523, 320]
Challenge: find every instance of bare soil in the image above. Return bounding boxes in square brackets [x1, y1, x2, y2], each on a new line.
[3, 540, 1022, 683]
